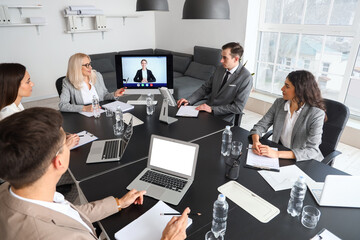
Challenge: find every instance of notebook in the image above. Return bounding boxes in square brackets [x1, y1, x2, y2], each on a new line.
[86, 118, 133, 164]
[127, 135, 199, 205]
[307, 175, 360, 208]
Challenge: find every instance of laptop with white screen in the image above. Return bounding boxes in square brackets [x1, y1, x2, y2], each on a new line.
[127, 135, 199, 205]
[307, 175, 360, 208]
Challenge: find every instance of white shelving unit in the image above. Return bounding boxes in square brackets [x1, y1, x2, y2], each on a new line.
[64, 14, 141, 41]
[0, 5, 45, 35]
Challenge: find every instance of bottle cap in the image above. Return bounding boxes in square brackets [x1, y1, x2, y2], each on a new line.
[225, 125, 231, 130]
[298, 176, 306, 182]
[218, 194, 226, 201]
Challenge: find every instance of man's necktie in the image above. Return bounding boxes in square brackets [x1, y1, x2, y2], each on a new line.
[219, 71, 230, 92]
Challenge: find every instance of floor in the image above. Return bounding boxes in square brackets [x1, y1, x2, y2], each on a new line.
[23, 97, 360, 176]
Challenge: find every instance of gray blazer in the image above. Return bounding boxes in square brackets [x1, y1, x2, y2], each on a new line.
[0, 182, 118, 240]
[249, 98, 325, 161]
[187, 64, 253, 123]
[59, 71, 115, 112]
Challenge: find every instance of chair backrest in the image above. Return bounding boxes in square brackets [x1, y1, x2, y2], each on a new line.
[319, 98, 350, 157]
[56, 76, 65, 97]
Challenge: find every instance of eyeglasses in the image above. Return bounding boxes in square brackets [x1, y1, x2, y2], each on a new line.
[82, 62, 92, 68]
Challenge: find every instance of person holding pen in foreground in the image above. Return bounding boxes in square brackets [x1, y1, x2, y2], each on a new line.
[0, 108, 190, 240]
[59, 53, 125, 112]
[249, 70, 326, 161]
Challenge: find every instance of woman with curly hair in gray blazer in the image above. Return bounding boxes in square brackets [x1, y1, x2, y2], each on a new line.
[249, 70, 326, 161]
[59, 53, 125, 112]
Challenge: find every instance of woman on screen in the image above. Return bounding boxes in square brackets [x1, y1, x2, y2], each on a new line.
[0, 63, 79, 148]
[133, 59, 156, 83]
[249, 70, 326, 161]
[59, 53, 125, 112]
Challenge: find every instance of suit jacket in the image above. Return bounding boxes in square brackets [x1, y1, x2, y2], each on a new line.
[0, 183, 118, 240]
[133, 69, 156, 82]
[59, 71, 115, 112]
[249, 98, 325, 161]
[187, 64, 253, 123]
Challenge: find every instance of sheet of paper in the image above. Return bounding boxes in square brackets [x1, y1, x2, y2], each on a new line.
[246, 144, 280, 170]
[176, 106, 199, 117]
[70, 131, 98, 150]
[258, 165, 314, 191]
[311, 228, 342, 240]
[114, 201, 192, 240]
[102, 100, 134, 112]
[79, 108, 105, 117]
[123, 113, 144, 127]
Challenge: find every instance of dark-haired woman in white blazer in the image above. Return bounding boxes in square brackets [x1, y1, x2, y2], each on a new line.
[249, 70, 326, 161]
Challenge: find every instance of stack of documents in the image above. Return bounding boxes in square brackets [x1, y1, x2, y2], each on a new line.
[114, 201, 192, 240]
[245, 144, 280, 172]
[79, 109, 105, 117]
[70, 131, 98, 150]
[102, 101, 134, 113]
[176, 106, 199, 117]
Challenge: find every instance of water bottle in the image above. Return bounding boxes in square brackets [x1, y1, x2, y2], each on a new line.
[205, 194, 229, 240]
[146, 93, 154, 115]
[287, 176, 307, 217]
[92, 95, 100, 118]
[221, 126, 232, 156]
[115, 106, 124, 132]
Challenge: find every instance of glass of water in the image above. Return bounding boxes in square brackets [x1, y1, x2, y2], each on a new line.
[231, 141, 243, 159]
[146, 93, 154, 115]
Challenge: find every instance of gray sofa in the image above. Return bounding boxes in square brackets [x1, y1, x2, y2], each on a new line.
[89, 46, 222, 99]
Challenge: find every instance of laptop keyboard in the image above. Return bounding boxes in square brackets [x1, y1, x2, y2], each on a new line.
[140, 170, 187, 192]
[102, 140, 120, 159]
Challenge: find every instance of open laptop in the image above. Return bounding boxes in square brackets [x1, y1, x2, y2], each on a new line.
[127, 135, 199, 205]
[307, 175, 360, 208]
[86, 118, 133, 164]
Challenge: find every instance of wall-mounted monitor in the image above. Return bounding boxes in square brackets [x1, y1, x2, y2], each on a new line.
[115, 54, 173, 95]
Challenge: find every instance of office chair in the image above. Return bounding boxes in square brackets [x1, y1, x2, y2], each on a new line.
[261, 99, 349, 165]
[55, 76, 65, 97]
[234, 113, 244, 127]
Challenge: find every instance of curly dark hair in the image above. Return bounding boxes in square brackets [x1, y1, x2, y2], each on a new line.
[287, 70, 326, 113]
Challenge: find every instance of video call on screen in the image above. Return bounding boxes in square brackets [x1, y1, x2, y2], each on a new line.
[121, 56, 167, 88]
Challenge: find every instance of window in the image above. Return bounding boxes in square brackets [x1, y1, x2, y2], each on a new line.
[254, 0, 360, 117]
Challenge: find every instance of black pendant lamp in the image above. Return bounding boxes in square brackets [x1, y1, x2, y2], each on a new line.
[136, 0, 169, 11]
[183, 0, 230, 19]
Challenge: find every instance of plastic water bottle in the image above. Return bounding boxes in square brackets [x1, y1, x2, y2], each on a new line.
[287, 176, 307, 217]
[146, 93, 154, 115]
[205, 194, 229, 240]
[92, 95, 100, 118]
[221, 126, 232, 156]
[115, 106, 124, 131]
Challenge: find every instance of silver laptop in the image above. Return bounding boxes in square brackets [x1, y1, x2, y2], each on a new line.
[86, 118, 133, 164]
[307, 175, 360, 208]
[127, 135, 199, 205]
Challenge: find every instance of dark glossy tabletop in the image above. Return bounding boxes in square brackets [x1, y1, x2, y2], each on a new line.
[62, 95, 228, 181]
[80, 126, 359, 240]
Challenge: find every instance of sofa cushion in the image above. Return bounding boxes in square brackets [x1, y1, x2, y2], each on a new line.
[173, 55, 192, 74]
[194, 46, 222, 66]
[174, 76, 205, 99]
[100, 72, 117, 92]
[91, 58, 114, 73]
[173, 71, 184, 78]
[184, 62, 216, 81]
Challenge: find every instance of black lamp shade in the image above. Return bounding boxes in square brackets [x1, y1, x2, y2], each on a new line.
[136, 0, 169, 11]
[183, 0, 230, 19]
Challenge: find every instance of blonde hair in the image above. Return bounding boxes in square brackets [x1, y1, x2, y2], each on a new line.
[66, 53, 97, 90]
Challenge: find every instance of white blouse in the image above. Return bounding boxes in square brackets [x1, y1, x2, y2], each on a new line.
[0, 102, 24, 120]
[280, 101, 304, 148]
[80, 80, 99, 105]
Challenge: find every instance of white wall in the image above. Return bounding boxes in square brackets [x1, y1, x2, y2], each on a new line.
[0, 0, 156, 101]
[154, 0, 249, 55]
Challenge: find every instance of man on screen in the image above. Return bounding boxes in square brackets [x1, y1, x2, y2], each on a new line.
[0, 108, 189, 240]
[177, 42, 253, 124]
[134, 59, 156, 83]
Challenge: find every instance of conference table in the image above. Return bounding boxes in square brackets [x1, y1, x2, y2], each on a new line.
[62, 95, 228, 182]
[75, 122, 360, 240]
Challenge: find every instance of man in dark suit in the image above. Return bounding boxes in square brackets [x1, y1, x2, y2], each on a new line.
[133, 59, 156, 83]
[177, 42, 253, 124]
[0, 108, 189, 240]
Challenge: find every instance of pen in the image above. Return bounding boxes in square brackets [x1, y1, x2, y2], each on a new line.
[78, 135, 84, 137]
[160, 213, 202, 216]
[246, 147, 257, 150]
[244, 164, 280, 172]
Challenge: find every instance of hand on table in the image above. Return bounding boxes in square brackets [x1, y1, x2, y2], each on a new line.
[177, 98, 189, 108]
[118, 189, 146, 209]
[82, 105, 93, 112]
[195, 103, 212, 113]
[65, 134, 80, 149]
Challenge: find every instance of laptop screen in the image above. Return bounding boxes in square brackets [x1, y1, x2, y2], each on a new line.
[149, 137, 197, 176]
